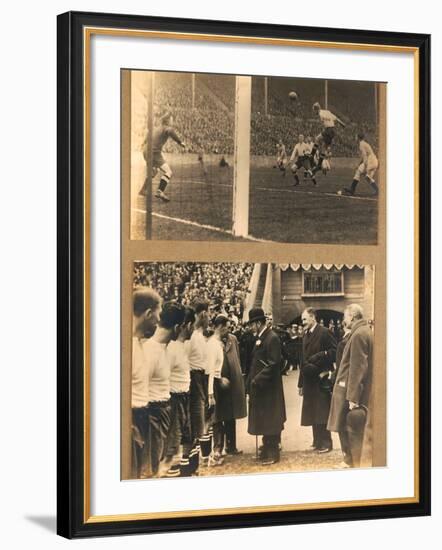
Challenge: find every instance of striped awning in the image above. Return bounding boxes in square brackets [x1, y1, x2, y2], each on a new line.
[278, 264, 365, 271]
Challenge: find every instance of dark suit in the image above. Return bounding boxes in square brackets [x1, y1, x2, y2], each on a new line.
[299, 324, 336, 450]
[248, 327, 286, 459]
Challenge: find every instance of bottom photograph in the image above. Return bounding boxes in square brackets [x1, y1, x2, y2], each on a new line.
[128, 261, 378, 481]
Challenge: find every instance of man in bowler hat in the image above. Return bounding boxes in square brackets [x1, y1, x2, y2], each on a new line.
[247, 308, 286, 465]
[299, 307, 337, 453]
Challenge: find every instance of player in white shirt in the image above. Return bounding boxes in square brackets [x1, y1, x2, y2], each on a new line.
[343, 133, 379, 196]
[209, 315, 235, 465]
[188, 301, 212, 466]
[163, 307, 196, 477]
[310, 102, 346, 184]
[289, 134, 310, 186]
[144, 301, 186, 477]
[131, 287, 162, 479]
[274, 139, 287, 176]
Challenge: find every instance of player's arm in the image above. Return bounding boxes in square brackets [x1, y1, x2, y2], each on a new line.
[289, 144, 298, 163]
[335, 115, 346, 128]
[330, 111, 346, 128]
[168, 128, 186, 149]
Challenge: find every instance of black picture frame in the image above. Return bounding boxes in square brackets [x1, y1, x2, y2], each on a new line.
[57, 10, 431, 539]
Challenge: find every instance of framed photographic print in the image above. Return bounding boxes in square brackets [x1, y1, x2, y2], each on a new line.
[57, 11, 431, 538]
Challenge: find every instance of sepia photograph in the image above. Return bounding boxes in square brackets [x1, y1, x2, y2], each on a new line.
[57, 9, 429, 537]
[128, 261, 379, 480]
[128, 70, 383, 244]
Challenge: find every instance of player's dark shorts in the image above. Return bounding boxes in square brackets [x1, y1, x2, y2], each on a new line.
[293, 155, 310, 169]
[147, 399, 171, 476]
[153, 151, 166, 167]
[321, 127, 335, 146]
[132, 406, 150, 478]
[142, 149, 166, 167]
[165, 391, 192, 458]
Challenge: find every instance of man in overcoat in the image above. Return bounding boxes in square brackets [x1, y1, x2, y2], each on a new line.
[298, 307, 337, 453]
[212, 323, 247, 456]
[247, 308, 286, 465]
[327, 304, 373, 467]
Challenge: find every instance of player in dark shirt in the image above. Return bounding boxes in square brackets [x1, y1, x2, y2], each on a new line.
[140, 113, 186, 202]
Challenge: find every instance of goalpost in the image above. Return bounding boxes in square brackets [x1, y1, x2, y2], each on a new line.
[134, 72, 252, 240]
[232, 75, 252, 238]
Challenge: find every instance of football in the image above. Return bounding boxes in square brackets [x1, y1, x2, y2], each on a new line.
[288, 91, 298, 101]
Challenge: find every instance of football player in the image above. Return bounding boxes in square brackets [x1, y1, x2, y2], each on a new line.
[274, 139, 287, 176]
[289, 134, 310, 186]
[343, 133, 379, 196]
[139, 113, 186, 202]
[309, 102, 345, 184]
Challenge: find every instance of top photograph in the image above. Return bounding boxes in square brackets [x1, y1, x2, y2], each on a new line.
[126, 70, 384, 244]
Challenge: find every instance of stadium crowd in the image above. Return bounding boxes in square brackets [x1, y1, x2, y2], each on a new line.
[133, 262, 252, 319]
[134, 72, 377, 157]
[131, 262, 373, 480]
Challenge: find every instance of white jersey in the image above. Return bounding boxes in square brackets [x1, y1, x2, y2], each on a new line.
[187, 328, 208, 372]
[206, 335, 224, 395]
[319, 109, 338, 128]
[290, 142, 309, 161]
[304, 142, 314, 155]
[132, 337, 150, 408]
[355, 139, 378, 180]
[142, 338, 170, 402]
[359, 140, 377, 164]
[168, 339, 191, 393]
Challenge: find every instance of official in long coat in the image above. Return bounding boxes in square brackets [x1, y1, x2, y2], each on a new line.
[247, 308, 286, 465]
[213, 332, 247, 455]
[327, 304, 373, 467]
[298, 308, 336, 452]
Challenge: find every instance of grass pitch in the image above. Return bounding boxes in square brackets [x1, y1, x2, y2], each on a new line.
[131, 154, 378, 244]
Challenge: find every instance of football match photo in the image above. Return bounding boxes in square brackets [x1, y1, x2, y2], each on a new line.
[127, 70, 384, 244]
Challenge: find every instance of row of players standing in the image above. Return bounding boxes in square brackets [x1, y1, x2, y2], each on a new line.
[132, 288, 249, 479]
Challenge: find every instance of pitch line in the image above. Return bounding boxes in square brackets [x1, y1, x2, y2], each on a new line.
[179, 179, 377, 202]
[257, 185, 378, 202]
[132, 209, 274, 243]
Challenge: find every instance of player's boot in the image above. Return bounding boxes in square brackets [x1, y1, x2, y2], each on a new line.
[155, 190, 170, 202]
[343, 179, 358, 196]
[370, 181, 379, 196]
[311, 176, 317, 186]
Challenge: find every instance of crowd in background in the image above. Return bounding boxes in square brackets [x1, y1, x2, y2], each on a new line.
[133, 262, 351, 380]
[134, 72, 378, 157]
[132, 261, 374, 479]
[134, 262, 253, 320]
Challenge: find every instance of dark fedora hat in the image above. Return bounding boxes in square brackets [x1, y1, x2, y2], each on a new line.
[247, 307, 267, 324]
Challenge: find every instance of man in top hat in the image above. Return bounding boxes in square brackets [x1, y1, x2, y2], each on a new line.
[247, 308, 286, 465]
